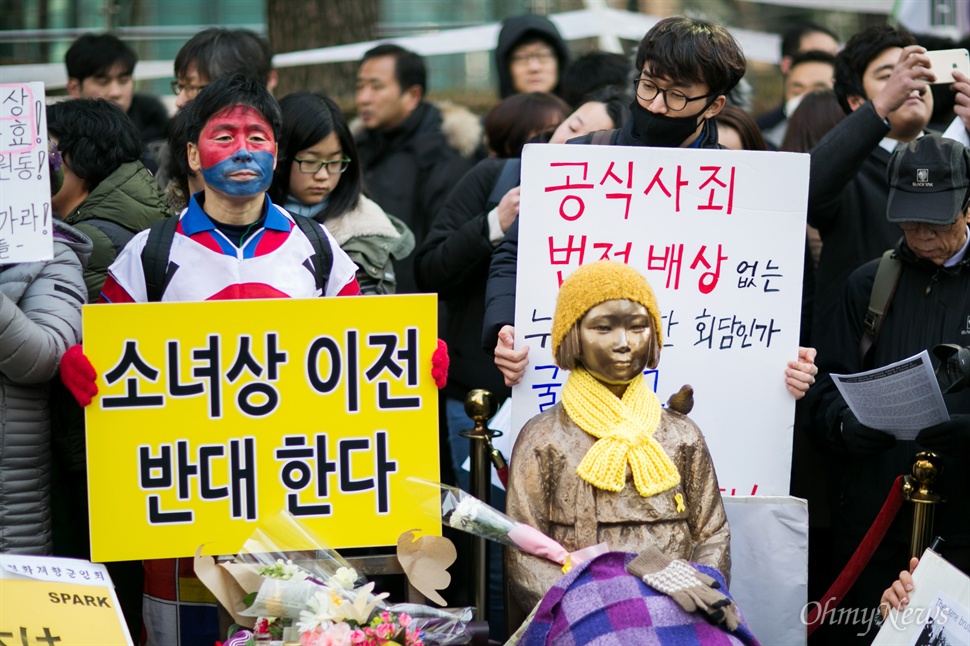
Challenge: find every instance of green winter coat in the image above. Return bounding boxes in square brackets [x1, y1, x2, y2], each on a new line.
[61, 160, 171, 301]
[322, 195, 415, 295]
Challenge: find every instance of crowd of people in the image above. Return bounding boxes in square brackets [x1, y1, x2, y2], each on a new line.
[1, 11, 969, 646]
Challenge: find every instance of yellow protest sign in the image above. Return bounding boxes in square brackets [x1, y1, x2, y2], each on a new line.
[0, 555, 130, 645]
[0, 580, 129, 645]
[83, 295, 440, 562]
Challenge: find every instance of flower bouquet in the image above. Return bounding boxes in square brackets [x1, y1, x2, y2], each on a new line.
[407, 479, 608, 573]
[196, 512, 473, 645]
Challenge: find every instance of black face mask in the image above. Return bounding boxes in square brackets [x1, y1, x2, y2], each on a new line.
[628, 98, 715, 148]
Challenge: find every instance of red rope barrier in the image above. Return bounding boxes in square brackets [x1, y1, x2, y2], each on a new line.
[805, 474, 905, 635]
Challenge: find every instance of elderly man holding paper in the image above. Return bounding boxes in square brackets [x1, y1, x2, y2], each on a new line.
[804, 134, 970, 639]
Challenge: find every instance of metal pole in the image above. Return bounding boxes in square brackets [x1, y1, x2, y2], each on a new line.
[460, 389, 498, 623]
[902, 452, 945, 560]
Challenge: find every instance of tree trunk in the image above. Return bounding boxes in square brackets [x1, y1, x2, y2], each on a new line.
[266, 0, 380, 108]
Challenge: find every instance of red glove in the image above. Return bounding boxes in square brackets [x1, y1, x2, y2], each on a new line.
[61, 344, 98, 406]
[431, 338, 449, 389]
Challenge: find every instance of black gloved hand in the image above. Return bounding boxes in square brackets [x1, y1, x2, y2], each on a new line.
[841, 409, 896, 456]
[934, 344, 970, 394]
[916, 415, 970, 456]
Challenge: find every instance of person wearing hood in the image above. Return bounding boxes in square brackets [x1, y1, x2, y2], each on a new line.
[495, 14, 570, 99]
[0, 214, 92, 556]
[47, 98, 171, 301]
[354, 43, 479, 293]
[271, 91, 414, 295]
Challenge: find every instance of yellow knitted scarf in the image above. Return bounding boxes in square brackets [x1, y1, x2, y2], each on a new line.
[563, 367, 681, 497]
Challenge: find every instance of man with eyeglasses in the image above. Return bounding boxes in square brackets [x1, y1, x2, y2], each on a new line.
[804, 134, 970, 644]
[486, 15, 747, 385]
[152, 27, 277, 192]
[495, 14, 569, 98]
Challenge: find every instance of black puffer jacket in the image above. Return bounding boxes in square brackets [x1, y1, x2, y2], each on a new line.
[495, 14, 569, 99]
[356, 102, 474, 293]
[804, 239, 970, 558]
[416, 157, 512, 401]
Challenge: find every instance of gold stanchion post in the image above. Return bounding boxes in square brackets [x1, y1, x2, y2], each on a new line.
[460, 389, 499, 622]
[901, 452, 945, 560]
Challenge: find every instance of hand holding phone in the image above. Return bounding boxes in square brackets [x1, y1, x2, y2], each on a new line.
[925, 48, 970, 84]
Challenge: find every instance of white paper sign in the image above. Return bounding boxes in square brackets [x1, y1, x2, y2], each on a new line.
[832, 350, 950, 438]
[872, 548, 970, 645]
[0, 554, 113, 586]
[0, 82, 53, 265]
[512, 144, 809, 496]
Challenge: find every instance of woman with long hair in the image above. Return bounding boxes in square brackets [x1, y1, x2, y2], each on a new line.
[270, 92, 414, 294]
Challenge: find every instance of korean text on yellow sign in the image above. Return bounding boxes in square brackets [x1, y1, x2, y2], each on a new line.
[83, 295, 439, 562]
[0, 580, 129, 645]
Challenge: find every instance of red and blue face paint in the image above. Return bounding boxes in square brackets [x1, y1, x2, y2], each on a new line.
[197, 106, 276, 197]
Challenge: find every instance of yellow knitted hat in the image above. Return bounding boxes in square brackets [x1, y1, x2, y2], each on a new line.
[551, 261, 664, 357]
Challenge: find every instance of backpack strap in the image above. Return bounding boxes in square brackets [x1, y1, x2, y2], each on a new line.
[486, 158, 522, 210]
[140, 216, 179, 302]
[860, 250, 903, 368]
[292, 214, 334, 295]
[589, 129, 619, 146]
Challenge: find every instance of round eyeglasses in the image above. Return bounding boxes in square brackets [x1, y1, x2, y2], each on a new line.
[293, 157, 352, 174]
[170, 80, 207, 98]
[633, 78, 715, 112]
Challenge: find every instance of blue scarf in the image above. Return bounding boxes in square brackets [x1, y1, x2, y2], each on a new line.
[283, 195, 329, 220]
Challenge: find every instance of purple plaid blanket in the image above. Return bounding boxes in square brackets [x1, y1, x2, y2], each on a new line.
[520, 552, 761, 646]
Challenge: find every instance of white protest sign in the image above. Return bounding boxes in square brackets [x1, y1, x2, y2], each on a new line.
[512, 143, 809, 496]
[0, 82, 52, 265]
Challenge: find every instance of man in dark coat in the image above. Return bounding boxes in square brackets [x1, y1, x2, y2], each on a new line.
[354, 44, 475, 293]
[807, 26, 938, 354]
[804, 134, 970, 644]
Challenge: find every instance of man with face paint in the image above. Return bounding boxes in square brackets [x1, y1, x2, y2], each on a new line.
[94, 75, 360, 646]
[99, 75, 360, 305]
